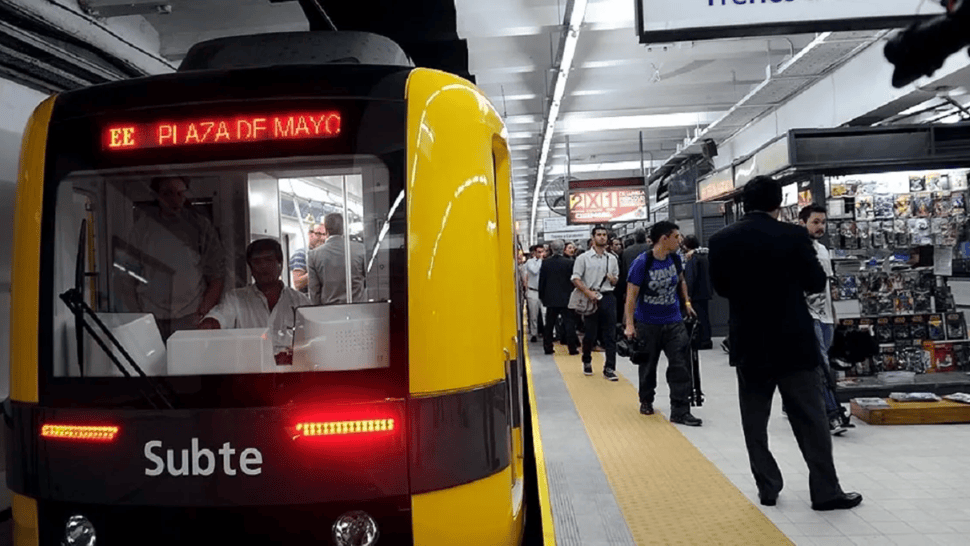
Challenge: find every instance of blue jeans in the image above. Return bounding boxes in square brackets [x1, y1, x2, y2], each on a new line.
[813, 320, 840, 419]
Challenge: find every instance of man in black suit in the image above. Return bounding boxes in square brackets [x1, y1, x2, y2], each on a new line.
[617, 228, 652, 320]
[539, 240, 579, 355]
[708, 176, 862, 512]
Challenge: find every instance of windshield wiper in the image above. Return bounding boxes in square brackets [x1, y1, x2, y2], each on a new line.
[59, 220, 175, 410]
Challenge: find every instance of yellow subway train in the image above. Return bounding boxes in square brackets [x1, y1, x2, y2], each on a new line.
[5, 31, 536, 545]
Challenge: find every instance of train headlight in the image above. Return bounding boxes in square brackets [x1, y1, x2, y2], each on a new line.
[62, 515, 96, 546]
[332, 510, 379, 546]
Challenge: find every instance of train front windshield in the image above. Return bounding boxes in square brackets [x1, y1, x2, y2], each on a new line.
[50, 157, 397, 398]
[39, 98, 408, 408]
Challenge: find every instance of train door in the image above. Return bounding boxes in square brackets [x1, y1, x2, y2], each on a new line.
[493, 141, 525, 521]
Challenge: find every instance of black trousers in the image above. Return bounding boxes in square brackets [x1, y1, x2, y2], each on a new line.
[544, 307, 578, 353]
[693, 299, 712, 346]
[582, 292, 617, 371]
[735, 366, 844, 504]
[635, 321, 692, 415]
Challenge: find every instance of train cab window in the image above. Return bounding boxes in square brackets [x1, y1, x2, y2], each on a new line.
[50, 156, 393, 379]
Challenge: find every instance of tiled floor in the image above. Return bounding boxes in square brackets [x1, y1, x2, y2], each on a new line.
[603, 336, 970, 546]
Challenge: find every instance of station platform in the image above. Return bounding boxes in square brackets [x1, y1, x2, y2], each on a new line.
[526, 337, 970, 546]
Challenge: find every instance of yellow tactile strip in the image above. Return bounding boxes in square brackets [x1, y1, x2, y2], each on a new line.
[549, 345, 793, 546]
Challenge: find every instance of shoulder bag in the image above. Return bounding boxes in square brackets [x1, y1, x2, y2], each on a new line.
[568, 255, 612, 316]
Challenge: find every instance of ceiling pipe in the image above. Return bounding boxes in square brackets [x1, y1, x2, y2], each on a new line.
[529, 0, 588, 244]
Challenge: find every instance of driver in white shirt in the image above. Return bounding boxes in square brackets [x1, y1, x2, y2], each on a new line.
[200, 238, 311, 363]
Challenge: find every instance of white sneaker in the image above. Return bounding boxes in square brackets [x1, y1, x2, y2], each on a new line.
[830, 418, 847, 436]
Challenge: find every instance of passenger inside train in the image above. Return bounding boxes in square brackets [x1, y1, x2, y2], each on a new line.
[51, 157, 393, 379]
[199, 238, 311, 364]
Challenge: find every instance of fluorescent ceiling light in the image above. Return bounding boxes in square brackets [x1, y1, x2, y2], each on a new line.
[508, 132, 534, 139]
[558, 111, 725, 133]
[503, 93, 537, 101]
[580, 59, 635, 70]
[505, 114, 540, 124]
[510, 144, 533, 151]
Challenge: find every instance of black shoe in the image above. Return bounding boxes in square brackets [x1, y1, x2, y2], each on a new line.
[603, 369, 618, 381]
[670, 413, 703, 426]
[583, 363, 593, 376]
[759, 493, 777, 507]
[568, 349, 580, 355]
[544, 349, 555, 355]
[530, 336, 538, 343]
[812, 492, 862, 511]
[639, 403, 654, 415]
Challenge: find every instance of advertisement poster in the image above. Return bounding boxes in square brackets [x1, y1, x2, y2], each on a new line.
[568, 187, 647, 224]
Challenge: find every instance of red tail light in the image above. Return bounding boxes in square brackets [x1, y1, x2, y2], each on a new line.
[294, 419, 395, 438]
[41, 424, 119, 442]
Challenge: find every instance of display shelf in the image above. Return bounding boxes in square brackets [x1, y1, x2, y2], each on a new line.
[835, 371, 970, 403]
[878, 339, 970, 347]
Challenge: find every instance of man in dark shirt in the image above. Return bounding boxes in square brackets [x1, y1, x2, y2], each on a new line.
[683, 235, 714, 350]
[624, 221, 701, 426]
[539, 240, 579, 355]
[708, 176, 862, 511]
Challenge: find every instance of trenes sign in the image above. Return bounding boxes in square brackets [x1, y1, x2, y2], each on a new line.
[636, 0, 946, 43]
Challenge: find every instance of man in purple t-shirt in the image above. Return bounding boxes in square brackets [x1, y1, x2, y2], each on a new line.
[624, 221, 702, 426]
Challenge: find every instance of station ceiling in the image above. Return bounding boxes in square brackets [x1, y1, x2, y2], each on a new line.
[7, 0, 969, 241]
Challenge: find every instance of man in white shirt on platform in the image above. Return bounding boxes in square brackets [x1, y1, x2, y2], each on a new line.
[525, 244, 546, 342]
[799, 204, 850, 435]
[200, 238, 311, 363]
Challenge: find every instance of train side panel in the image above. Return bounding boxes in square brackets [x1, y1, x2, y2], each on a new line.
[9, 96, 56, 546]
[405, 68, 523, 545]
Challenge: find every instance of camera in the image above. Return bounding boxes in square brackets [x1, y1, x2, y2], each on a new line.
[884, 0, 970, 88]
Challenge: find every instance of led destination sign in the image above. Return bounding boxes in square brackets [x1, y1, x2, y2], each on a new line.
[104, 111, 342, 151]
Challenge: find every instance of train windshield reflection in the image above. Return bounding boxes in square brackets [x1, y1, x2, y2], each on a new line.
[51, 156, 394, 378]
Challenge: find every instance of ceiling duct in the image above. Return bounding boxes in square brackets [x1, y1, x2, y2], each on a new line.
[0, 1, 152, 93]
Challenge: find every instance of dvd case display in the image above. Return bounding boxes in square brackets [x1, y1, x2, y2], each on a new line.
[928, 314, 945, 340]
[818, 172, 970, 380]
[910, 175, 926, 192]
[952, 343, 970, 371]
[952, 192, 966, 214]
[874, 194, 895, 219]
[854, 196, 874, 220]
[894, 194, 912, 218]
[934, 344, 955, 372]
[935, 191, 953, 217]
[874, 317, 894, 343]
[953, 172, 969, 191]
[893, 317, 911, 341]
[946, 313, 967, 340]
[910, 315, 929, 340]
[913, 193, 933, 217]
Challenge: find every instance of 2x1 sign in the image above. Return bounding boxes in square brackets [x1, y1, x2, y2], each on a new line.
[636, 0, 944, 43]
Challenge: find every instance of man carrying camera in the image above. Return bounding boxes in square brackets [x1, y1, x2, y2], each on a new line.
[624, 221, 702, 427]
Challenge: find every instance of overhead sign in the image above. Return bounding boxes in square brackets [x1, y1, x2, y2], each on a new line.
[734, 135, 791, 189]
[698, 167, 734, 201]
[635, 0, 944, 43]
[568, 186, 648, 224]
